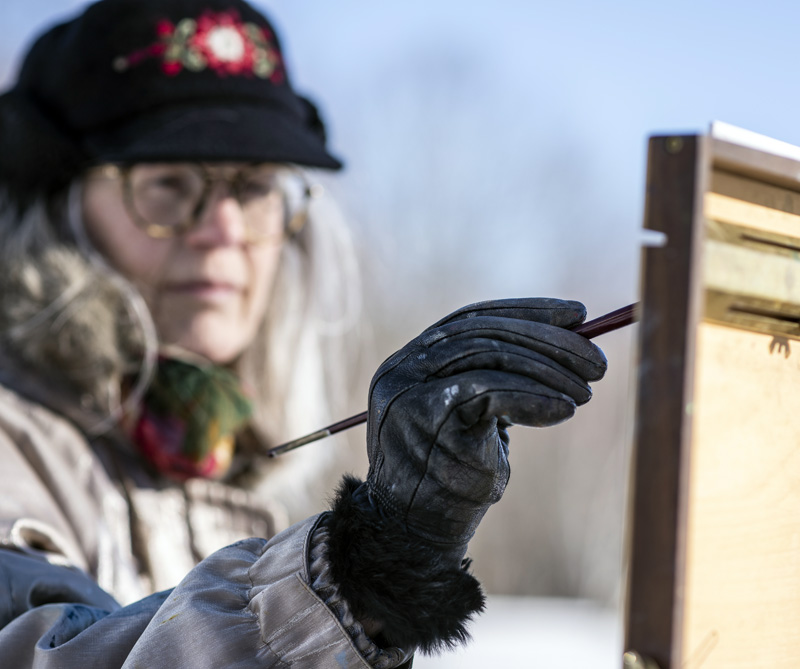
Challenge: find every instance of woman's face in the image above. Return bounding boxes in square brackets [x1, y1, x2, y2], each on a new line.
[83, 163, 286, 365]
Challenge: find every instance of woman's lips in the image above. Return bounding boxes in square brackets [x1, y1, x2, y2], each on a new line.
[163, 281, 242, 302]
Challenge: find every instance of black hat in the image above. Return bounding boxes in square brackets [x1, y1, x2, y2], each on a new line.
[0, 0, 342, 209]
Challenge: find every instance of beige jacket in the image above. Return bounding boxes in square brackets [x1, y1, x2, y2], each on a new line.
[0, 384, 411, 667]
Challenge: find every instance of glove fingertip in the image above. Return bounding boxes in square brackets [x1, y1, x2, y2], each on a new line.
[585, 347, 609, 382]
[517, 393, 577, 428]
[561, 394, 579, 418]
[573, 385, 593, 407]
[550, 300, 587, 328]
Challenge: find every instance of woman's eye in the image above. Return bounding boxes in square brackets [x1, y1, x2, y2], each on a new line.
[155, 176, 187, 192]
[241, 178, 277, 198]
[144, 176, 193, 198]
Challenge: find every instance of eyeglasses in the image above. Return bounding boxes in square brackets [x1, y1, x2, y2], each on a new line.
[91, 163, 318, 243]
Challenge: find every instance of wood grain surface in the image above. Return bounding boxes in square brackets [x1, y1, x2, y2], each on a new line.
[624, 134, 704, 667]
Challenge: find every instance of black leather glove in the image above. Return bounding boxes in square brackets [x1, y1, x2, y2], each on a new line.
[326, 297, 607, 652]
[364, 297, 607, 565]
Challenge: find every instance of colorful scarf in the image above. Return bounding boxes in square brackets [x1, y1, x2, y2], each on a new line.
[130, 357, 253, 480]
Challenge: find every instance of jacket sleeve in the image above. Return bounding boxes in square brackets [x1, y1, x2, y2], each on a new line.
[0, 388, 413, 667]
[0, 515, 412, 668]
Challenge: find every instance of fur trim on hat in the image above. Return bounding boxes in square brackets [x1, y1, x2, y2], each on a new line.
[325, 475, 486, 654]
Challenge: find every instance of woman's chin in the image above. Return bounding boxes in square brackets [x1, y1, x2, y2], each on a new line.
[160, 328, 250, 365]
[153, 306, 262, 365]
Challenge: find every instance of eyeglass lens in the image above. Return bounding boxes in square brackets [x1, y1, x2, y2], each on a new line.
[126, 164, 307, 239]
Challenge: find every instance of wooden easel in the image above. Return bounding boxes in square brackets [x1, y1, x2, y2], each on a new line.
[624, 123, 800, 669]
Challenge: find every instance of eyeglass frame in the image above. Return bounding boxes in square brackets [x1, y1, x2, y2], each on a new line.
[90, 163, 320, 242]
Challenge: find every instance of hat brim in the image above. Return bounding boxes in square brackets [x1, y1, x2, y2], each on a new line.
[83, 103, 343, 170]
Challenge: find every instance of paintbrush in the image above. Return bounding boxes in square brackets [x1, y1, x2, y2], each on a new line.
[266, 302, 639, 457]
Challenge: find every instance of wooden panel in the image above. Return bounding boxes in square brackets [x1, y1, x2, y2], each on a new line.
[704, 172, 800, 341]
[703, 237, 800, 304]
[680, 322, 800, 668]
[711, 170, 800, 214]
[707, 171, 800, 239]
[624, 135, 704, 668]
[711, 132, 800, 192]
[674, 161, 800, 666]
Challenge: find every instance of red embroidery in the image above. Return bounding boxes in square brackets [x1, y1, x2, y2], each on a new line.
[113, 9, 284, 81]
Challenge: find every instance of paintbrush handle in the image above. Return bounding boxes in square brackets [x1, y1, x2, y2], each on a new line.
[573, 302, 637, 338]
[267, 302, 638, 457]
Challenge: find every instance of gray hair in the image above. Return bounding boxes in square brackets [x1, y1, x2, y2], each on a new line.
[0, 174, 362, 504]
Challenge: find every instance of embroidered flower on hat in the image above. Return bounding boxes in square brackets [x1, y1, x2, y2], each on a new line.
[206, 25, 245, 62]
[113, 9, 284, 81]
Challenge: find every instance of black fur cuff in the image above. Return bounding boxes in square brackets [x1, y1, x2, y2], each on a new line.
[325, 475, 485, 654]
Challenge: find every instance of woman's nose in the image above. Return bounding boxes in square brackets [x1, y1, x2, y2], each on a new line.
[183, 185, 248, 247]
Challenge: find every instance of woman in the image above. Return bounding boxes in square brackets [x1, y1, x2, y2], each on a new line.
[0, 0, 607, 667]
